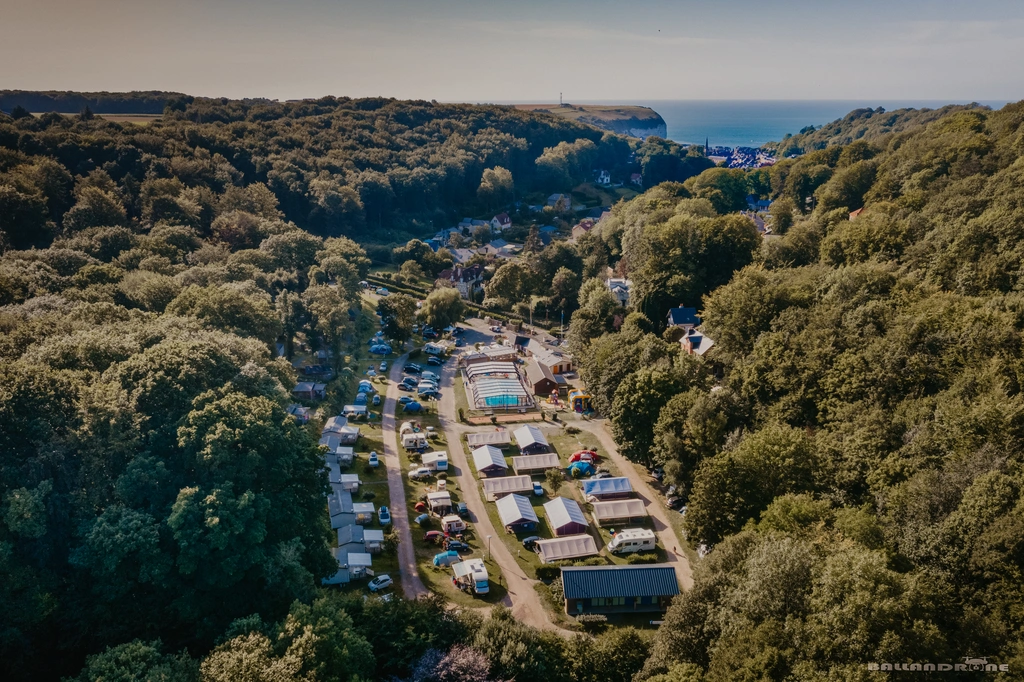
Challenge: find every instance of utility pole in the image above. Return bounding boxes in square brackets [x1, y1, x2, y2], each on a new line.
[560, 92, 562, 105]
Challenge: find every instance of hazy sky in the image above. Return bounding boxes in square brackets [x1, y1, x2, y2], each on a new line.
[3, 0, 1023, 102]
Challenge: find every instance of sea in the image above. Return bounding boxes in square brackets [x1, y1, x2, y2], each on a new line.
[573, 99, 1014, 149]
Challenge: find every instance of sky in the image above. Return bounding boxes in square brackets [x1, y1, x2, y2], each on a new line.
[2, 0, 1023, 102]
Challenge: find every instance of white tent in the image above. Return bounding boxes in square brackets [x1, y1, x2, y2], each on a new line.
[512, 452, 561, 475]
[536, 535, 599, 563]
[543, 497, 590, 536]
[466, 430, 512, 447]
[591, 499, 648, 526]
[513, 424, 549, 454]
[482, 475, 533, 501]
[495, 494, 539, 529]
[472, 445, 507, 476]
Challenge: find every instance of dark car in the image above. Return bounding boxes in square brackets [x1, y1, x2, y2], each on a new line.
[398, 383, 414, 392]
[522, 536, 541, 550]
[444, 540, 469, 552]
[456, 502, 469, 518]
[402, 377, 418, 387]
[666, 496, 685, 510]
[427, 356, 444, 366]
[404, 364, 422, 374]
[422, 329, 439, 339]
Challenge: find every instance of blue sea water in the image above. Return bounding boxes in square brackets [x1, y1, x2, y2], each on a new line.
[580, 99, 1013, 148]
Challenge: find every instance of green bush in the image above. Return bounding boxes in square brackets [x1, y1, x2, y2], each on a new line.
[565, 425, 580, 435]
[536, 564, 562, 581]
[625, 552, 660, 564]
[575, 613, 608, 633]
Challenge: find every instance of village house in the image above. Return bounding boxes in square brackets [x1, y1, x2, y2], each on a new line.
[292, 382, 327, 401]
[571, 219, 595, 240]
[547, 193, 571, 211]
[605, 278, 632, 306]
[681, 328, 716, 357]
[630, 173, 643, 186]
[491, 213, 512, 232]
[596, 169, 611, 185]
[666, 305, 700, 332]
[435, 264, 484, 299]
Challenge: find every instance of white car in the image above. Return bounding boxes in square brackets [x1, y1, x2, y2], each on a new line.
[368, 452, 380, 468]
[408, 466, 432, 480]
[375, 287, 390, 296]
[379, 361, 387, 372]
[378, 505, 391, 525]
[368, 574, 393, 592]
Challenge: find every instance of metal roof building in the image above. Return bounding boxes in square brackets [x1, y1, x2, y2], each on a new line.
[512, 452, 561, 475]
[560, 564, 680, 614]
[495, 494, 539, 532]
[513, 424, 550, 454]
[467, 430, 512, 447]
[590, 499, 648, 526]
[482, 475, 533, 501]
[581, 477, 633, 501]
[472, 445, 508, 476]
[543, 497, 590, 536]
[535, 535, 599, 563]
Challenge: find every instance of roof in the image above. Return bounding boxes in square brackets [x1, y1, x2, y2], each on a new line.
[543, 497, 588, 532]
[489, 238, 509, 248]
[536, 535, 599, 563]
[345, 552, 373, 568]
[581, 477, 633, 497]
[591, 499, 648, 521]
[495, 494, 539, 527]
[464, 360, 519, 379]
[336, 524, 364, 546]
[363, 529, 385, 543]
[667, 306, 700, 327]
[513, 424, 549, 450]
[467, 430, 512, 447]
[683, 332, 716, 356]
[531, 346, 570, 369]
[514, 335, 530, 348]
[560, 564, 680, 600]
[482, 475, 533, 497]
[319, 433, 342, 451]
[423, 451, 449, 466]
[472, 445, 507, 472]
[525, 360, 557, 388]
[352, 502, 375, 514]
[322, 416, 349, 433]
[493, 212, 510, 223]
[427, 491, 452, 505]
[328, 491, 354, 517]
[511, 452, 561, 473]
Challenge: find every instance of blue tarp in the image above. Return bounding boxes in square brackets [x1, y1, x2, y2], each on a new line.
[567, 461, 595, 477]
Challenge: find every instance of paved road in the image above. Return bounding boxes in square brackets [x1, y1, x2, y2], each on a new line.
[436, 352, 563, 633]
[587, 420, 694, 590]
[381, 353, 429, 599]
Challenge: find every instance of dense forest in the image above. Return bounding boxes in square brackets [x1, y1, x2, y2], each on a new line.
[5, 90, 1024, 680]
[567, 101, 1024, 679]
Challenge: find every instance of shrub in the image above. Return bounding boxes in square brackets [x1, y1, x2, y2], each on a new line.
[625, 552, 660, 564]
[437, 472, 448, 480]
[362, 490, 376, 500]
[458, 407, 465, 422]
[536, 564, 562, 581]
[545, 468, 564, 491]
[565, 425, 580, 435]
[575, 613, 608, 633]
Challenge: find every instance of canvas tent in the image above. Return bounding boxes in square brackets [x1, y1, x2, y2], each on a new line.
[472, 445, 508, 476]
[512, 452, 560, 475]
[591, 499, 648, 526]
[543, 497, 590, 536]
[466, 430, 512, 447]
[495, 493, 539, 532]
[482, 475, 534, 501]
[581, 477, 633, 501]
[536, 535, 599, 563]
[513, 424, 550, 454]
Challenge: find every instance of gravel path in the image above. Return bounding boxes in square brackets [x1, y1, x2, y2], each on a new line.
[381, 353, 429, 599]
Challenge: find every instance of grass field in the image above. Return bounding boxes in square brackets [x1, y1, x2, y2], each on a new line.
[513, 103, 662, 125]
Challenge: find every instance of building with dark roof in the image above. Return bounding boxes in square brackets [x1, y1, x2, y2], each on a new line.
[560, 564, 680, 614]
[525, 359, 559, 397]
[666, 306, 700, 330]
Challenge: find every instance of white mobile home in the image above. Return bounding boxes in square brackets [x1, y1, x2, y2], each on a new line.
[606, 528, 657, 554]
[422, 451, 449, 471]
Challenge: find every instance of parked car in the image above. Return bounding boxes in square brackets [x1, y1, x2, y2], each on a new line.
[375, 287, 390, 296]
[421, 371, 439, 381]
[590, 471, 613, 480]
[368, 575, 393, 592]
[455, 338, 464, 347]
[379, 361, 387, 372]
[402, 376, 418, 386]
[398, 396, 413, 404]
[415, 514, 430, 526]
[532, 482, 545, 496]
[522, 536, 540, 550]
[422, 329, 439, 339]
[408, 466, 432, 480]
[404, 363, 422, 374]
[403, 401, 423, 412]
[367, 452, 380, 468]
[427, 356, 444, 366]
[489, 325, 502, 333]
[666, 496, 685, 511]
[456, 502, 469, 518]
[444, 540, 469, 552]
[418, 390, 440, 401]
[423, 530, 444, 543]
[398, 383, 414, 392]
[377, 506, 391, 525]
[372, 394, 381, 406]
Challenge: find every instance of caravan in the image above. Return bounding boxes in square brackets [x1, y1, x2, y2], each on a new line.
[606, 528, 657, 554]
[422, 451, 449, 471]
[402, 432, 427, 451]
[452, 558, 489, 595]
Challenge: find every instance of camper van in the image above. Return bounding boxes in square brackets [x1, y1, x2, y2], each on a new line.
[422, 451, 449, 471]
[441, 514, 466, 534]
[452, 558, 489, 595]
[606, 528, 657, 555]
[402, 432, 428, 451]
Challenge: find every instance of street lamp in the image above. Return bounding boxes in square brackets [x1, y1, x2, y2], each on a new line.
[487, 535, 493, 561]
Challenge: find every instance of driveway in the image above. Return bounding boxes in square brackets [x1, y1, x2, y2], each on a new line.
[436, 353, 564, 633]
[382, 353, 429, 598]
[586, 420, 694, 590]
